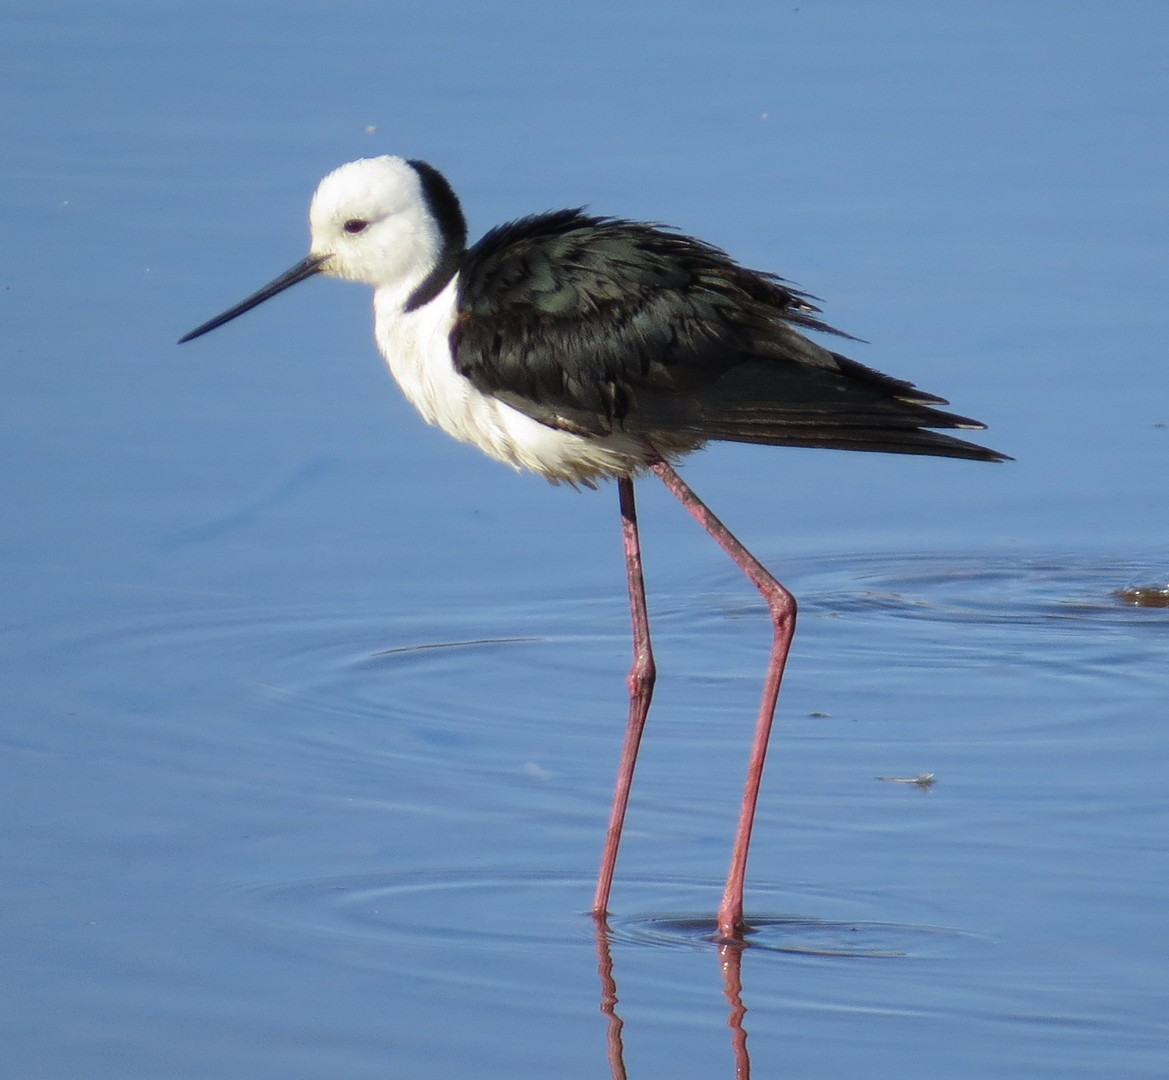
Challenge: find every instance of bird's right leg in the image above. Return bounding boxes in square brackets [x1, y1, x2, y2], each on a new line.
[651, 460, 797, 941]
[593, 476, 657, 919]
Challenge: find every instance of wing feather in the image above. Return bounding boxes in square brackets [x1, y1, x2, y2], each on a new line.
[451, 211, 1007, 462]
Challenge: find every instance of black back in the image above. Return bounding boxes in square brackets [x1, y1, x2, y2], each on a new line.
[450, 209, 1006, 462]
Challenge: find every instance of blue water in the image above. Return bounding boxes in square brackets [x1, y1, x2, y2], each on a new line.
[4, 3, 1168, 1077]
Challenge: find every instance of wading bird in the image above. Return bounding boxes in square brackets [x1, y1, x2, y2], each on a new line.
[181, 156, 1005, 940]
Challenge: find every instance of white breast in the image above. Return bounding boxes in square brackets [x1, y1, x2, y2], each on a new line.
[372, 278, 655, 486]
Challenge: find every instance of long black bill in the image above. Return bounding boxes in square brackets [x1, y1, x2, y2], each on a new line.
[178, 254, 329, 344]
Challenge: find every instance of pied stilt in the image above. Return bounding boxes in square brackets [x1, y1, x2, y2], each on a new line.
[180, 156, 1007, 940]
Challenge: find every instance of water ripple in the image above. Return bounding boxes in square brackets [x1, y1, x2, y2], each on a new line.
[228, 867, 983, 966]
[797, 553, 1169, 628]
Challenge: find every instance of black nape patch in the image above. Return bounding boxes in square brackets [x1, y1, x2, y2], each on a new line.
[408, 159, 468, 251]
[399, 160, 464, 313]
[403, 160, 468, 312]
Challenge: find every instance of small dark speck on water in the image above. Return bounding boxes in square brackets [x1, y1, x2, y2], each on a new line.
[807, 710, 830, 718]
[1114, 585, 1169, 608]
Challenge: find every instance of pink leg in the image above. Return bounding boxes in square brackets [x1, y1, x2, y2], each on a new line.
[652, 460, 797, 941]
[593, 476, 657, 919]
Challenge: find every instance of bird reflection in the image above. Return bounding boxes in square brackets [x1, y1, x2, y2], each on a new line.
[720, 942, 751, 1080]
[595, 919, 630, 1080]
[594, 918, 752, 1078]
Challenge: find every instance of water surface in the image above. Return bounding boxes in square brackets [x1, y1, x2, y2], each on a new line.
[3, 3, 1168, 1077]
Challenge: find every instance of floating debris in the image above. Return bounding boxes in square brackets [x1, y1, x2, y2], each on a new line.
[1114, 585, 1169, 608]
[876, 773, 936, 789]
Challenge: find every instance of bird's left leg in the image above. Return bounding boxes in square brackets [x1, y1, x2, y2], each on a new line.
[651, 460, 797, 941]
[593, 476, 657, 919]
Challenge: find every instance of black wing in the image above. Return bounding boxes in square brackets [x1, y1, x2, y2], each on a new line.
[451, 210, 1007, 462]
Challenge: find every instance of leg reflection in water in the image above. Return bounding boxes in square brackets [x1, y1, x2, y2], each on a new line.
[593, 919, 752, 1079]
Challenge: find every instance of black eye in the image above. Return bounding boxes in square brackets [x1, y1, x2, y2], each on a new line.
[343, 219, 369, 234]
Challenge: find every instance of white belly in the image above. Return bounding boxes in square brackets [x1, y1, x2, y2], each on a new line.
[373, 279, 654, 486]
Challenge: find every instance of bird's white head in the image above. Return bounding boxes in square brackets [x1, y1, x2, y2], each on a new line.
[177, 156, 468, 344]
[309, 157, 465, 306]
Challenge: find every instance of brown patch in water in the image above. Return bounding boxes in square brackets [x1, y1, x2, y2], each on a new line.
[1114, 585, 1169, 608]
